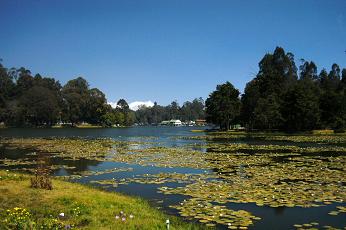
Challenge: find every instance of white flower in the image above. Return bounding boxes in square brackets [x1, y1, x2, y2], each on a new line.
[115, 215, 119, 219]
[129, 214, 134, 219]
[59, 213, 64, 217]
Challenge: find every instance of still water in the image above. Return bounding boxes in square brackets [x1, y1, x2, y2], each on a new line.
[0, 127, 345, 229]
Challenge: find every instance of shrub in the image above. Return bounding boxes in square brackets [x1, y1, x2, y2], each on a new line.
[30, 154, 53, 190]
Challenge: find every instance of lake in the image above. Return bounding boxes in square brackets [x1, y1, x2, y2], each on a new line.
[0, 127, 345, 229]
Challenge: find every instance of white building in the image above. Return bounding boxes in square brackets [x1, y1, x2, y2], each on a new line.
[170, 119, 182, 126]
[160, 119, 182, 126]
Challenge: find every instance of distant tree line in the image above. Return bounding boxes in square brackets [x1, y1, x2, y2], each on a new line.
[134, 98, 205, 125]
[206, 47, 346, 132]
[0, 64, 134, 127]
[2, 46, 345, 131]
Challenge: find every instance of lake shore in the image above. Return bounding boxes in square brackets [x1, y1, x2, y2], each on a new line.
[0, 170, 204, 230]
[0, 128, 345, 229]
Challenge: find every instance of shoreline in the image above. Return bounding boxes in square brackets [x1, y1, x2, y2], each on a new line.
[0, 170, 205, 230]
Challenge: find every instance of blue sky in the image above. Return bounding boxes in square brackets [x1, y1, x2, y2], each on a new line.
[0, 0, 345, 106]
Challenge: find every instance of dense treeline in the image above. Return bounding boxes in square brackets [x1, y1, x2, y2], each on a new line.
[1, 47, 345, 131]
[206, 47, 346, 131]
[0, 64, 135, 127]
[0, 63, 205, 127]
[134, 98, 205, 125]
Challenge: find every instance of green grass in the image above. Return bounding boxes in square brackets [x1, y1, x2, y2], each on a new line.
[0, 170, 206, 230]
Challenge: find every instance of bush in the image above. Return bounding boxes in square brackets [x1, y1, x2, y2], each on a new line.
[30, 155, 53, 190]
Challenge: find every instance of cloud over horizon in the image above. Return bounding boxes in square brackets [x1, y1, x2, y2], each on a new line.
[108, 100, 154, 111]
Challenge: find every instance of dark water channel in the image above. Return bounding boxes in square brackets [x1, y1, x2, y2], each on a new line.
[0, 127, 345, 229]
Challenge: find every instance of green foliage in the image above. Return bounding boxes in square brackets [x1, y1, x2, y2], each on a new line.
[1, 47, 345, 131]
[135, 98, 205, 125]
[1, 207, 34, 229]
[253, 94, 283, 130]
[282, 78, 321, 131]
[205, 82, 240, 130]
[0, 207, 65, 230]
[100, 112, 117, 127]
[240, 47, 346, 132]
[0, 170, 205, 230]
[241, 47, 297, 130]
[20, 86, 61, 126]
[0, 65, 127, 127]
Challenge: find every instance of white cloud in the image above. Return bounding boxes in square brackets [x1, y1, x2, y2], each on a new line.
[108, 100, 154, 111]
[129, 101, 154, 111]
[108, 101, 119, 109]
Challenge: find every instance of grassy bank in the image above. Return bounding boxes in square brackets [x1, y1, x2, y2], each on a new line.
[0, 170, 205, 230]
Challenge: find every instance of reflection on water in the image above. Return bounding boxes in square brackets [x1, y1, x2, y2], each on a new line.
[0, 127, 345, 229]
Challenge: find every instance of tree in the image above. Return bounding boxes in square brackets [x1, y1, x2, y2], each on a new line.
[168, 100, 180, 120]
[319, 65, 344, 129]
[256, 47, 297, 97]
[16, 68, 34, 96]
[115, 99, 135, 126]
[240, 47, 298, 130]
[282, 78, 320, 131]
[253, 94, 283, 130]
[134, 98, 205, 124]
[342, 68, 346, 86]
[101, 111, 117, 127]
[61, 77, 89, 125]
[124, 111, 135, 126]
[299, 60, 318, 81]
[114, 110, 125, 125]
[19, 86, 60, 126]
[181, 98, 205, 121]
[117, 99, 129, 111]
[0, 63, 15, 122]
[240, 79, 260, 129]
[205, 82, 240, 130]
[85, 88, 108, 124]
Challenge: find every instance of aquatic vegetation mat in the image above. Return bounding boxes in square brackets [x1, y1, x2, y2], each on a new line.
[170, 198, 260, 229]
[0, 134, 346, 229]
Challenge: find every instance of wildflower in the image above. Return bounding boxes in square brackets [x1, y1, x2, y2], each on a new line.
[121, 217, 126, 221]
[129, 214, 134, 219]
[59, 213, 65, 217]
[115, 215, 120, 220]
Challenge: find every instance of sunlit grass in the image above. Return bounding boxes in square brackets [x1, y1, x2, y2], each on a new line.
[0, 170, 206, 230]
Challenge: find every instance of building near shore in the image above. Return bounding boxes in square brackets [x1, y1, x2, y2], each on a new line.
[160, 119, 182, 126]
[195, 119, 207, 126]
